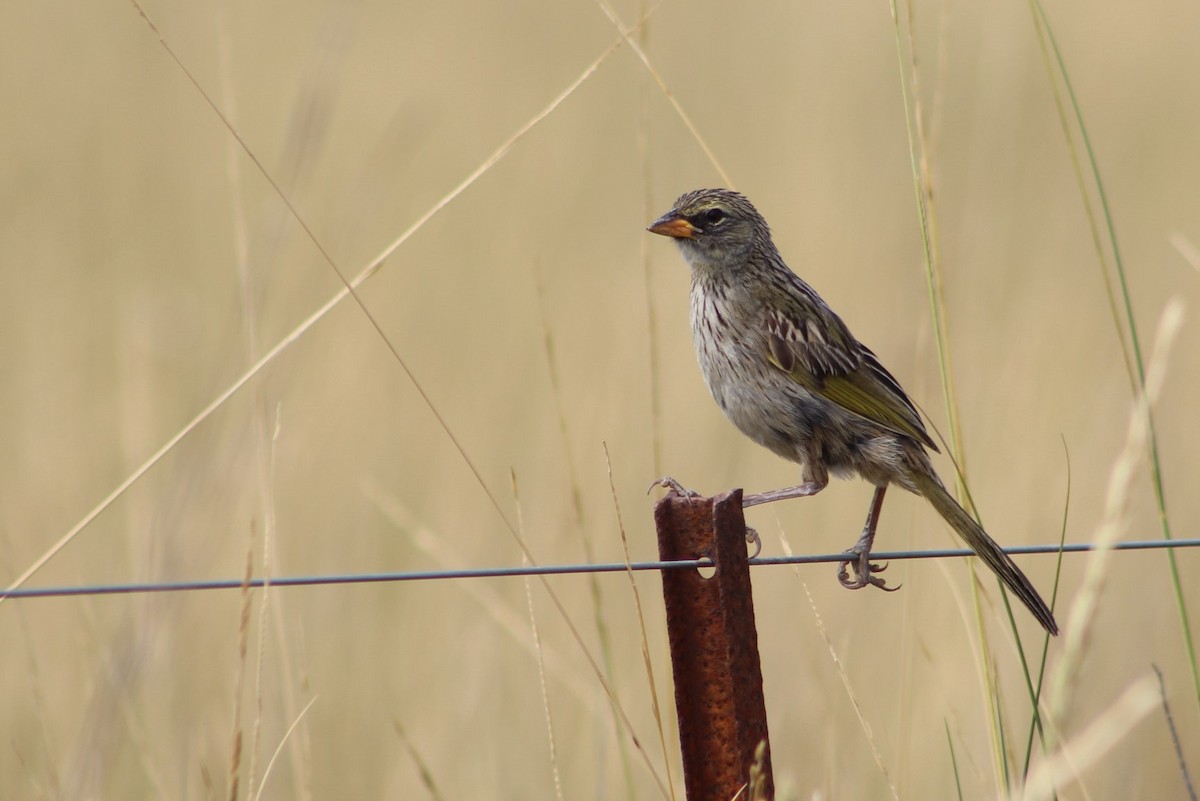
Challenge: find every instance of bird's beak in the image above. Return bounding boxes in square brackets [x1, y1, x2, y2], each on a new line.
[647, 212, 697, 239]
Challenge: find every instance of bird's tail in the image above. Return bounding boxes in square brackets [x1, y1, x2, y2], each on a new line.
[912, 470, 1059, 636]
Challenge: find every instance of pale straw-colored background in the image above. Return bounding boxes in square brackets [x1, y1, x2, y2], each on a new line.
[2, 1, 1198, 798]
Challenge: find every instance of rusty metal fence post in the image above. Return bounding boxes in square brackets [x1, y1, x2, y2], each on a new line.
[654, 489, 774, 801]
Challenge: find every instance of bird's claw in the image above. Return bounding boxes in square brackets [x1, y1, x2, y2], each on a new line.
[649, 478, 760, 557]
[647, 476, 702, 499]
[837, 550, 900, 592]
[649, 477, 761, 557]
[745, 526, 762, 559]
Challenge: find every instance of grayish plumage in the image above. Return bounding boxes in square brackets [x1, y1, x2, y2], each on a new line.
[649, 188, 1058, 636]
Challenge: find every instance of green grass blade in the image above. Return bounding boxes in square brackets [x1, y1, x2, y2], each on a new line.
[1029, 0, 1200, 717]
[945, 722, 965, 801]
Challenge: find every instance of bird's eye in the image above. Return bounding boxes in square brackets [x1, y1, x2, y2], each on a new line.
[703, 208, 727, 225]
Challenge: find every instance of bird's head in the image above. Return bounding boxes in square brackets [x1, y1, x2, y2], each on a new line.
[647, 188, 769, 271]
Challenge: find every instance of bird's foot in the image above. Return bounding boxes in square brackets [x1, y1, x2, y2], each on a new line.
[647, 476, 702, 499]
[745, 526, 762, 559]
[648, 477, 761, 557]
[836, 547, 900, 592]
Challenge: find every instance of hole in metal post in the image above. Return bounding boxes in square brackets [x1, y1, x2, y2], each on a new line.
[696, 557, 716, 579]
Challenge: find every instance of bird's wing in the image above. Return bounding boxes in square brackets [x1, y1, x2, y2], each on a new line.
[764, 306, 939, 452]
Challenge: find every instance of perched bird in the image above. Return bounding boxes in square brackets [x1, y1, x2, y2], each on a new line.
[648, 188, 1058, 636]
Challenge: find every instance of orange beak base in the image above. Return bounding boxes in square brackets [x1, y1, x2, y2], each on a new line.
[647, 214, 698, 239]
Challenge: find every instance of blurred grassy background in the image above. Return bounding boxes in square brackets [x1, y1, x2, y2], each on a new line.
[2, 0, 1198, 798]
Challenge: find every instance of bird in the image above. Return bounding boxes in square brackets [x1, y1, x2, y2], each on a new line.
[647, 187, 1058, 636]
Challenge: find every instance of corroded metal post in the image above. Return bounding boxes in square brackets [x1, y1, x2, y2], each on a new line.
[654, 489, 774, 801]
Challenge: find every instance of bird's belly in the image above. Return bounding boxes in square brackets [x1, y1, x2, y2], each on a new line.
[692, 322, 905, 484]
[694, 330, 820, 460]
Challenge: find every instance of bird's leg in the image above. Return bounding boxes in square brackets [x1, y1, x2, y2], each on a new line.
[743, 463, 828, 508]
[740, 467, 828, 556]
[741, 482, 826, 508]
[837, 485, 899, 592]
[647, 476, 702, 499]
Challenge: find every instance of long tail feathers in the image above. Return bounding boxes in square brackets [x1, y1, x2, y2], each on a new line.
[913, 472, 1059, 636]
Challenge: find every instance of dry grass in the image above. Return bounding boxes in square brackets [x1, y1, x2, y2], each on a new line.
[2, 1, 1198, 798]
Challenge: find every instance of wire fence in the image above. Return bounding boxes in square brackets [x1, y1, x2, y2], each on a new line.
[4, 537, 1197, 600]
